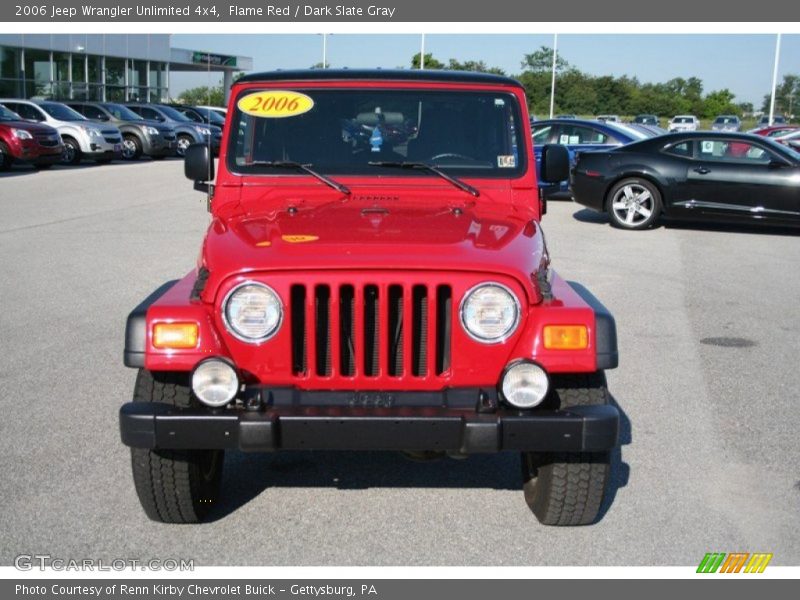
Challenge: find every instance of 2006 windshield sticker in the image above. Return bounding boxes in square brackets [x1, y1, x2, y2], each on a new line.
[238, 91, 315, 118]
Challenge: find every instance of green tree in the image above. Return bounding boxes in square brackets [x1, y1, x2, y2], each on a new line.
[411, 52, 445, 69]
[177, 85, 224, 106]
[761, 74, 799, 117]
[702, 89, 737, 118]
[520, 46, 570, 73]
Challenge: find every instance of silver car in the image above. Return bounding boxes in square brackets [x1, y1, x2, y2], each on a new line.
[711, 115, 741, 132]
[0, 99, 122, 165]
[668, 115, 700, 132]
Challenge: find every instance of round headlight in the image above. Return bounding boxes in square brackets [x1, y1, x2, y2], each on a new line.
[501, 361, 549, 409]
[223, 282, 283, 343]
[460, 283, 520, 343]
[192, 359, 239, 407]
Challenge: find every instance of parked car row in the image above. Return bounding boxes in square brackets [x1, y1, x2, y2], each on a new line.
[0, 99, 226, 171]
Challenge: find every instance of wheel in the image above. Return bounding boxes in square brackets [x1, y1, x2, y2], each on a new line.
[121, 134, 143, 160]
[60, 137, 82, 165]
[521, 371, 611, 526]
[129, 369, 224, 523]
[606, 178, 661, 230]
[0, 141, 13, 170]
[176, 135, 193, 157]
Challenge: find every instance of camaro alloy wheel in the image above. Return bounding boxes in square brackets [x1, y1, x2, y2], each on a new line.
[607, 178, 661, 230]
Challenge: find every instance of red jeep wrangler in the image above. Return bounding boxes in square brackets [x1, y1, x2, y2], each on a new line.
[120, 70, 620, 526]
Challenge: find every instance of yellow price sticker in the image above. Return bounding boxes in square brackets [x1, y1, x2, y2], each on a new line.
[237, 91, 315, 118]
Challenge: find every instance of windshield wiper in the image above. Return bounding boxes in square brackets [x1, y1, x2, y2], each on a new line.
[368, 161, 480, 197]
[245, 160, 351, 195]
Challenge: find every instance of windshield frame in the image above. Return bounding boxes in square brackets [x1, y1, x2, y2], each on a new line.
[225, 85, 529, 180]
[0, 105, 22, 121]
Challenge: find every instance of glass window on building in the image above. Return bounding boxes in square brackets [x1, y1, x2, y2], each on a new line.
[105, 57, 125, 87]
[0, 46, 24, 97]
[52, 51, 70, 99]
[149, 61, 165, 88]
[24, 48, 51, 98]
[72, 54, 86, 83]
[87, 55, 102, 85]
[106, 86, 125, 102]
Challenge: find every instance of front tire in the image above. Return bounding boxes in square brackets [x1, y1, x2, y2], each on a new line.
[176, 135, 193, 157]
[60, 137, 82, 165]
[0, 141, 13, 170]
[521, 372, 612, 526]
[606, 178, 661, 230]
[129, 369, 223, 523]
[122, 134, 143, 160]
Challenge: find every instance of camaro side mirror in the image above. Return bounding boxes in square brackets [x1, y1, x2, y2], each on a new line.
[539, 144, 570, 183]
[184, 143, 214, 193]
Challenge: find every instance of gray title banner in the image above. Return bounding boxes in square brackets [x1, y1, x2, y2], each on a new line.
[3, 579, 797, 600]
[2, 0, 800, 22]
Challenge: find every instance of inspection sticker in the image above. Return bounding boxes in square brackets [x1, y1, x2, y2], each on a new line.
[497, 155, 516, 168]
[238, 91, 315, 118]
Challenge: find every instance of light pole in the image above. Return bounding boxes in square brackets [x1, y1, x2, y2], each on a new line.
[768, 33, 782, 126]
[549, 33, 558, 119]
[322, 33, 328, 69]
[420, 34, 425, 69]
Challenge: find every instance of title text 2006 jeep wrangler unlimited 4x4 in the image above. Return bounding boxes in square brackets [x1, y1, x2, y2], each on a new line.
[120, 70, 619, 526]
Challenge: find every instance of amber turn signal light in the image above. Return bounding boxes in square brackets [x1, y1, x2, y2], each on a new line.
[153, 323, 199, 349]
[543, 325, 588, 350]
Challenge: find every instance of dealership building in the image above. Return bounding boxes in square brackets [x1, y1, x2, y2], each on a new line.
[0, 34, 252, 103]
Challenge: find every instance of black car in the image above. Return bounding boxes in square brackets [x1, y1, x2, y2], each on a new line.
[571, 132, 800, 230]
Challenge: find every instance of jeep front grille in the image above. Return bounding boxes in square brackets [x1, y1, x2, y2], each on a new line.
[290, 282, 452, 381]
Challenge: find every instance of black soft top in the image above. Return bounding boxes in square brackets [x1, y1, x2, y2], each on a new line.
[235, 69, 523, 88]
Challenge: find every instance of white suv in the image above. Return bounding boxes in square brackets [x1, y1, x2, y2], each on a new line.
[0, 99, 122, 165]
[668, 115, 700, 132]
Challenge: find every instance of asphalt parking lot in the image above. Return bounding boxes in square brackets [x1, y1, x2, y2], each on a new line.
[1, 160, 799, 566]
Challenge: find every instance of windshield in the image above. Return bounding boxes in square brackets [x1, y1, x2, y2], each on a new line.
[714, 117, 738, 124]
[673, 117, 695, 123]
[39, 102, 86, 121]
[105, 103, 143, 121]
[0, 105, 21, 121]
[194, 107, 226, 125]
[157, 105, 192, 122]
[230, 88, 525, 178]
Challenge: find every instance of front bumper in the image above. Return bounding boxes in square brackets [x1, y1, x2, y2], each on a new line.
[120, 399, 619, 453]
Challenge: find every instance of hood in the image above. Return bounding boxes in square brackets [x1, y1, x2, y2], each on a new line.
[0, 120, 58, 135]
[200, 193, 546, 305]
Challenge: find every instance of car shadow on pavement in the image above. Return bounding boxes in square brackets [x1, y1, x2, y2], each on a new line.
[571, 207, 800, 236]
[207, 396, 632, 525]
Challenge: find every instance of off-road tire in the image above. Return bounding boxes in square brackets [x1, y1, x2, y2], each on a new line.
[521, 371, 611, 526]
[130, 369, 224, 524]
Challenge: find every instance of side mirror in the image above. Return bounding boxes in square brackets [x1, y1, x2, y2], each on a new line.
[184, 143, 214, 193]
[539, 144, 570, 183]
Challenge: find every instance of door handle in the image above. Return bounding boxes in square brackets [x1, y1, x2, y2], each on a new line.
[693, 166, 711, 175]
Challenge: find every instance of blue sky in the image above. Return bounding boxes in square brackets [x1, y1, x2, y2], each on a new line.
[171, 34, 800, 106]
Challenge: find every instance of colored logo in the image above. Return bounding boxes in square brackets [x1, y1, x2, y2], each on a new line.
[696, 552, 773, 573]
[281, 235, 319, 243]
